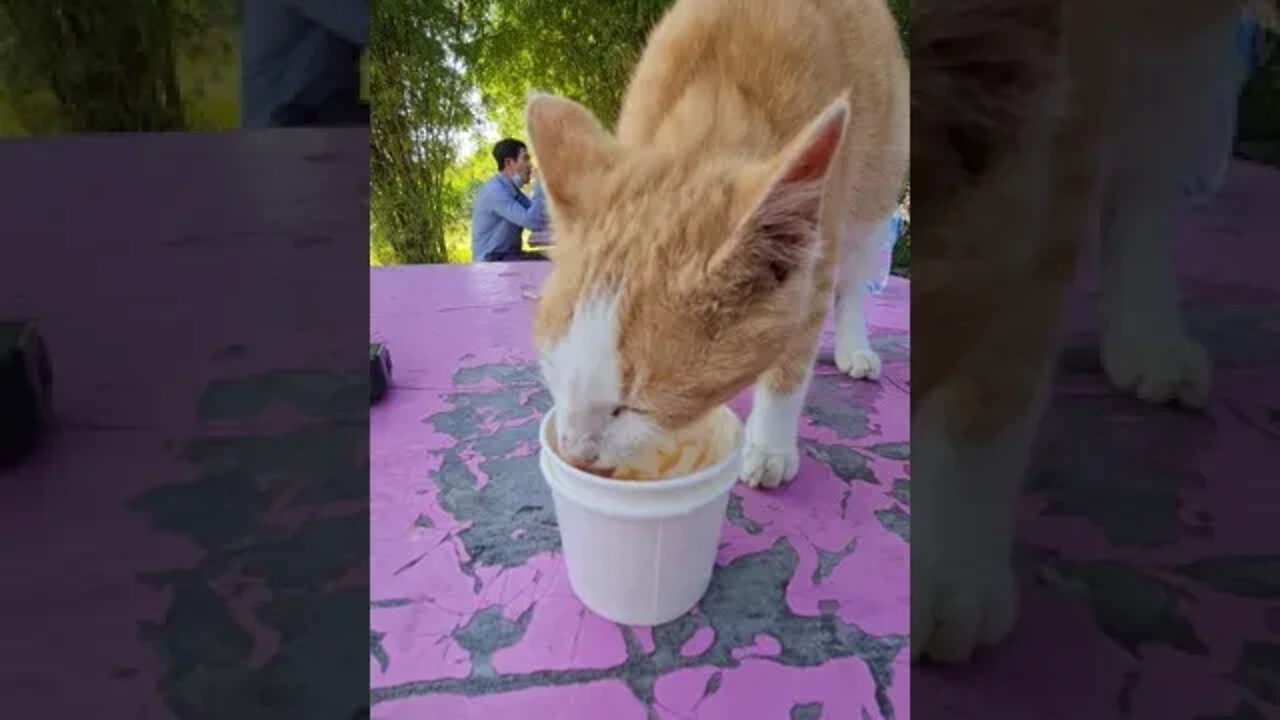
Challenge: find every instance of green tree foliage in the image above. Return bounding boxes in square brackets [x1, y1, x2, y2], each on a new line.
[0, 0, 237, 135]
[371, 0, 914, 267]
[887, 0, 909, 52]
[460, 0, 672, 133]
[369, 0, 478, 265]
[370, 0, 673, 265]
[1238, 32, 1280, 167]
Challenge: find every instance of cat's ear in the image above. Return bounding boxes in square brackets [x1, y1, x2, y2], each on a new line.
[768, 97, 850, 193]
[525, 93, 619, 216]
[710, 97, 848, 295]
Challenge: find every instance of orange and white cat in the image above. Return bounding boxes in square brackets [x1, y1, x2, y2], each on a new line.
[911, 0, 1270, 663]
[528, 0, 908, 487]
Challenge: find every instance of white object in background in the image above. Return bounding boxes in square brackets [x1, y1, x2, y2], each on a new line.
[1183, 16, 1262, 203]
[866, 212, 902, 295]
[539, 406, 743, 626]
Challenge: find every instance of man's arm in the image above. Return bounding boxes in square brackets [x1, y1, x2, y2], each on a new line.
[527, 182, 549, 232]
[489, 183, 548, 231]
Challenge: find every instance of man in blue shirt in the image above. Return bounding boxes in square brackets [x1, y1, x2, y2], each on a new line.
[471, 139, 550, 262]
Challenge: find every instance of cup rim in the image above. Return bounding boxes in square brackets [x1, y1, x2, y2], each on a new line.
[538, 406, 743, 493]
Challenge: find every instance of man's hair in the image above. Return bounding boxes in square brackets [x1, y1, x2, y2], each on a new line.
[493, 138, 527, 172]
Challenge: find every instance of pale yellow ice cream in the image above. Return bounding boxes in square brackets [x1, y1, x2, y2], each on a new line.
[608, 409, 737, 482]
[549, 407, 738, 481]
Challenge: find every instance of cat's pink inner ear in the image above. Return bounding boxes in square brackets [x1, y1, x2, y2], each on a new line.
[706, 102, 851, 293]
[777, 99, 849, 186]
[726, 97, 850, 254]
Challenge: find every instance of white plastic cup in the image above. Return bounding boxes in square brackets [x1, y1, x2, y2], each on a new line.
[538, 406, 743, 626]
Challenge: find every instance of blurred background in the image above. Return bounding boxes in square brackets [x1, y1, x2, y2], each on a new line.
[366, 0, 912, 269]
[4, 1, 1273, 275]
[0, 0, 371, 135]
[1238, 21, 1280, 167]
[0, 1, 242, 134]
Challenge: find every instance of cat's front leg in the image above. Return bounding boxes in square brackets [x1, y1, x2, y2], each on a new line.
[911, 381, 1046, 663]
[740, 354, 815, 489]
[834, 284, 881, 380]
[1098, 180, 1210, 407]
[834, 219, 887, 380]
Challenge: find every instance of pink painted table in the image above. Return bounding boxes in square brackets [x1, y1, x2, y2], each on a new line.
[0, 130, 370, 718]
[915, 160, 1280, 719]
[370, 267, 911, 719]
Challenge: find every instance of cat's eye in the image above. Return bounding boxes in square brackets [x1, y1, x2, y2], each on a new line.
[611, 405, 646, 418]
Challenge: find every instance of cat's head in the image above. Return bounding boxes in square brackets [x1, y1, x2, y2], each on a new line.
[526, 93, 848, 470]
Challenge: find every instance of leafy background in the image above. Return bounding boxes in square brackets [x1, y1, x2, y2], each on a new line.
[1237, 26, 1280, 167]
[3, 1, 1277, 279]
[368, 0, 914, 269]
[0, 1, 240, 134]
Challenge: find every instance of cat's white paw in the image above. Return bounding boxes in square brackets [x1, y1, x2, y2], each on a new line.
[740, 438, 800, 489]
[742, 369, 810, 490]
[911, 385, 1040, 665]
[1100, 327, 1210, 407]
[912, 554, 1018, 664]
[835, 344, 882, 380]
